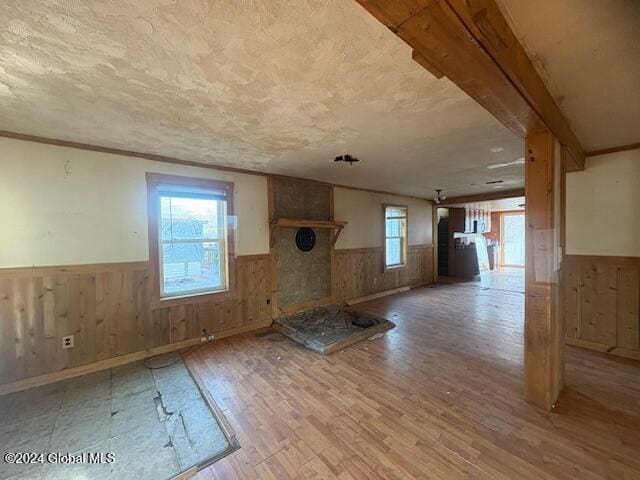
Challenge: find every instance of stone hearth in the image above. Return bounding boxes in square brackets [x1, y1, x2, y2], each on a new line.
[273, 307, 395, 354]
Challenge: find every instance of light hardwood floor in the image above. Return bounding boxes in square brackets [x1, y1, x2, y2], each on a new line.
[186, 278, 640, 479]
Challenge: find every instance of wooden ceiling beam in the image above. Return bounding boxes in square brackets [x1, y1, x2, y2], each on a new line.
[412, 50, 444, 79]
[355, 0, 585, 172]
[445, 0, 584, 170]
[356, 0, 431, 29]
[438, 187, 524, 206]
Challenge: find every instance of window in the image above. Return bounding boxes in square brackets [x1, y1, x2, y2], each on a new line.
[147, 174, 233, 303]
[384, 205, 408, 270]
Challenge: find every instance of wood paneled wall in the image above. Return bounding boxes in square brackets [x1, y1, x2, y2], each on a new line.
[0, 254, 271, 385]
[564, 255, 640, 360]
[0, 244, 435, 387]
[333, 244, 434, 303]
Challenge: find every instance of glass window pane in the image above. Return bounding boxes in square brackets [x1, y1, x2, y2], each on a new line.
[386, 238, 401, 266]
[160, 196, 221, 241]
[386, 218, 401, 237]
[385, 206, 406, 219]
[162, 241, 222, 296]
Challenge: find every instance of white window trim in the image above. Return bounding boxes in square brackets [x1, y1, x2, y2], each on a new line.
[383, 204, 408, 271]
[146, 173, 235, 309]
[157, 192, 229, 300]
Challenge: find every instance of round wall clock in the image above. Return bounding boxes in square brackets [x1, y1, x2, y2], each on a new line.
[295, 227, 316, 252]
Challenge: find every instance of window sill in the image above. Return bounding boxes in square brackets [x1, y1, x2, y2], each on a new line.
[384, 264, 407, 272]
[151, 289, 231, 310]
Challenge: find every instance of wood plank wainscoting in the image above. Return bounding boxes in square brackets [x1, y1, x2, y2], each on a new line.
[564, 255, 640, 361]
[0, 254, 272, 389]
[333, 244, 434, 303]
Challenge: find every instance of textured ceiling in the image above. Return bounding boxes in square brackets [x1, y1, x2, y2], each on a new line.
[0, 0, 524, 198]
[499, 0, 640, 152]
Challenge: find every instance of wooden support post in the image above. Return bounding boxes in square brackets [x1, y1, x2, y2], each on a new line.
[267, 177, 278, 319]
[524, 129, 564, 410]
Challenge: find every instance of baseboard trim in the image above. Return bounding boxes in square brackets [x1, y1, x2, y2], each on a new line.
[565, 337, 640, 362]
[0, 319, 272, 396]
[345, 286, 411, 306]
[345, 281, 431, 306]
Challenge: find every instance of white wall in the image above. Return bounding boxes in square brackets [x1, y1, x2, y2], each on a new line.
[0, 137, 269, 267]
[566, 148, 640, 257]
[333, 187, 433, 249]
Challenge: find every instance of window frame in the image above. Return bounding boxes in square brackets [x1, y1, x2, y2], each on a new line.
[146, 173, 235, 309]
[382, 203, 408, 272]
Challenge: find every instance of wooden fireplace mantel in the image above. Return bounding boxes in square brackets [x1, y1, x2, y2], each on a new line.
[269, 218, 348, 247]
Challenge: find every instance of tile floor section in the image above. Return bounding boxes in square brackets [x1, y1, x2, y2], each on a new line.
[0, 353, 234, 480]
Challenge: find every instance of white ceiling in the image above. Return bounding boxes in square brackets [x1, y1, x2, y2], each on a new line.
[0, 0, 524, 198]
[499, 0, 640, 152]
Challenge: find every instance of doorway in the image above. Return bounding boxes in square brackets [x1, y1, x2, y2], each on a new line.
[437, 208, 449, 276]
[500, 212, 525, 267]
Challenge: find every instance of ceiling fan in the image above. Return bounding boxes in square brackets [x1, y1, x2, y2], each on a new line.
[334, 154, 360, 165]
[434, 189, 446, 204]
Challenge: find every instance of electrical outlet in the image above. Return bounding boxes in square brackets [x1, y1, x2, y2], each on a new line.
[62, 335, 74, 349]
